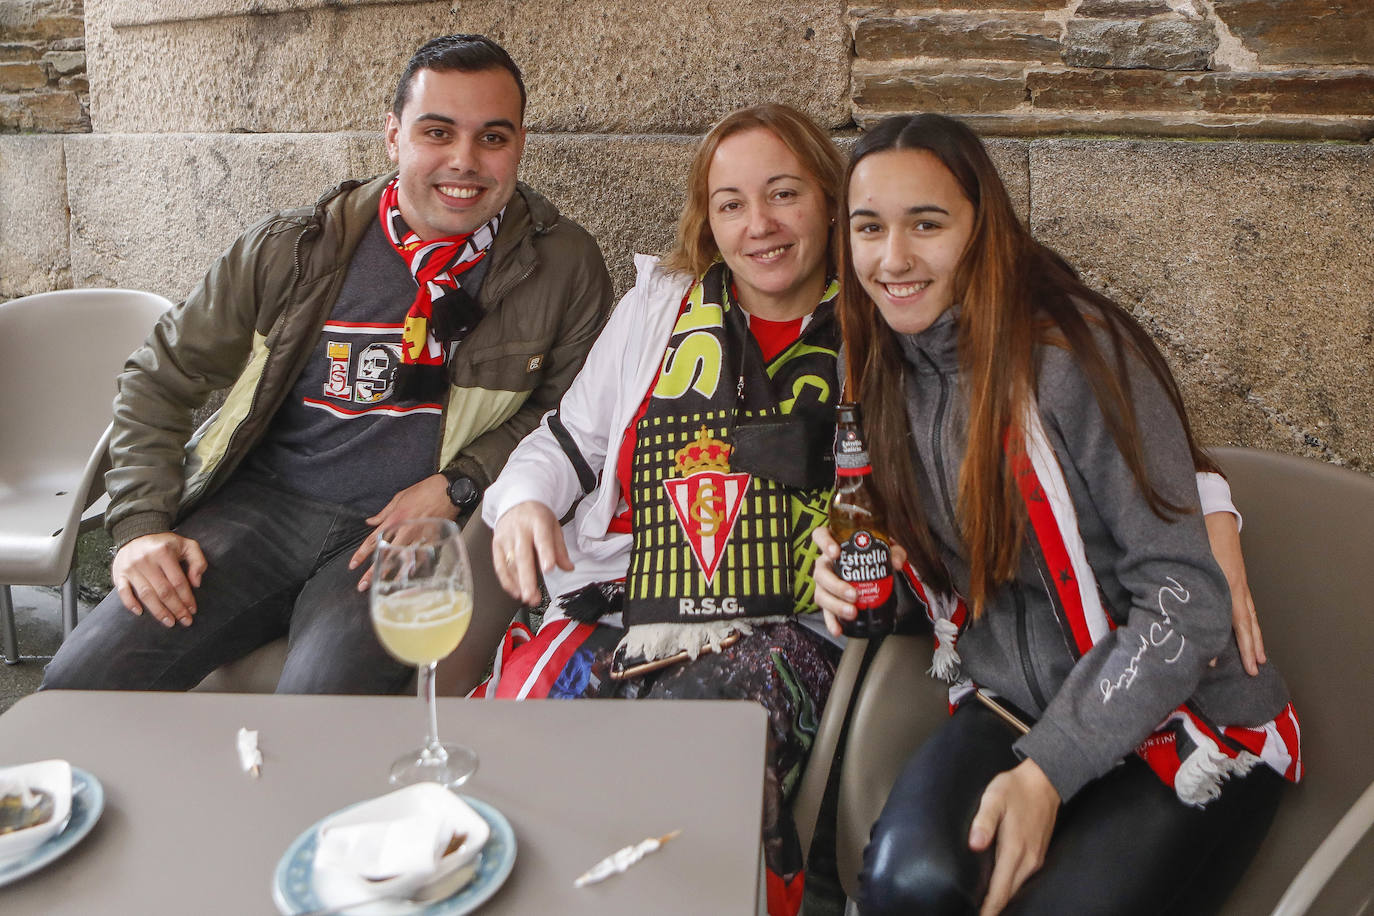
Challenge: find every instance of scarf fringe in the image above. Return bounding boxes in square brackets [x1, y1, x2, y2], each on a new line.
[429, 284, 484, 342]
[392, 363, 447, 403]
[557, 580, 625, 624]
[928, 617, 962, 682]
[1175, 747, 1261, 808]
[616, 616, 790, 664]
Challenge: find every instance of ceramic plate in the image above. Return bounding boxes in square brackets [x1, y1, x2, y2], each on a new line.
[273, 795, 516, 916]
[0, 767, 104, 888]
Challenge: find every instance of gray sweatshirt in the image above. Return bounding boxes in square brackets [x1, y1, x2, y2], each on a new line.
[898, 307, 1290, 802]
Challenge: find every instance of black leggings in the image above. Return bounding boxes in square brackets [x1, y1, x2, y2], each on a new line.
[858, 703, 1284, 916]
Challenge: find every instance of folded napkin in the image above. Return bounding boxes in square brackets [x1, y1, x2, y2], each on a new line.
[310, 783, 490, 911]
[316, 812, 457, 881]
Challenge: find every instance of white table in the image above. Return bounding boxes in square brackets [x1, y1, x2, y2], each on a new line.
[0, 691, 767, 914]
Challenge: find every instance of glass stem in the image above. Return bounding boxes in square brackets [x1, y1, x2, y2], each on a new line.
[419, 661, 447, 763]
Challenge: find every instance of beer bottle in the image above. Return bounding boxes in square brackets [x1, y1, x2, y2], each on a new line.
[829, 402, 900, 637]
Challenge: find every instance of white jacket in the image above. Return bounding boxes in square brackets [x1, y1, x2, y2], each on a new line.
[483, 255, 693, 624]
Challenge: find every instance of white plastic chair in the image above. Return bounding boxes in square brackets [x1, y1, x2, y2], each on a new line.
[0, 288, 172, 664]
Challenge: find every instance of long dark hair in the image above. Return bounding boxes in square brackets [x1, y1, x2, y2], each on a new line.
[838, 113, 1216, 615]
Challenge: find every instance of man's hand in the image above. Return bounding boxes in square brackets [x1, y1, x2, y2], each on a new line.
[349, 474, 458, 591]
[1204, 510, 1267, 675]
[491, 501, 573, 606]
[809, 527, 907, 637]
[970, 758, 1060, 916]
[112, 532, 208, 628]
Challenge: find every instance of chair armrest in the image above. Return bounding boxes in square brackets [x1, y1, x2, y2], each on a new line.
[793, 636, 866, 857]
[77, 424, 114, 535]
[1271, 777, 1374, 916]
[837, 634, 948, 896]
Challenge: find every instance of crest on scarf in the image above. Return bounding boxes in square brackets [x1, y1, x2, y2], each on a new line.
[663, 426, 751, 584]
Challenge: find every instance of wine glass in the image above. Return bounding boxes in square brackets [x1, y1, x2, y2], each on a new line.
[370, 517, 477, 788]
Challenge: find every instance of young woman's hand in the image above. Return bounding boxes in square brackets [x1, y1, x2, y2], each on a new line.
[1204, 510, 1267, 675]
[810, 528, 854, 636]
[969, 757, 1061, 916]
[810, 527, 907, 637]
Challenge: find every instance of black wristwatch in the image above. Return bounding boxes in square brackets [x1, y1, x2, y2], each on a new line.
[445, 474, 481, 514]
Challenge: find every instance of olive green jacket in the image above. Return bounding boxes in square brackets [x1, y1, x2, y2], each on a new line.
[105, 172, 613, 547]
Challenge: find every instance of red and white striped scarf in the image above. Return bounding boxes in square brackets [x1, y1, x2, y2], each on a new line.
[378, 177, 501, 401]
[906, 410, 1301, 807]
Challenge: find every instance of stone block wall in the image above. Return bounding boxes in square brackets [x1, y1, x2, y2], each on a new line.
[0, 135, 70, 293]
[852, 0, 1374, 139]
[0, 0, 89, 132]
[1, 0, 1371, 474]
[84, 0, 850, 133]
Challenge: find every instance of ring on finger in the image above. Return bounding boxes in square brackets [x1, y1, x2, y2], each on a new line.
[504, 551, 515, 567]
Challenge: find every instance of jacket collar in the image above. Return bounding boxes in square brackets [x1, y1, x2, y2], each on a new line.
[897, 305, 961, 375]
[479, 182, 558, 306]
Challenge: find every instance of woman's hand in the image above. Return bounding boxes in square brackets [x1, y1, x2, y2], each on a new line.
[1204, 511, 1267, 675]
[969, 758, 1061, 916]
[810, 527, 907, 637]
[492, 500, 573, 606]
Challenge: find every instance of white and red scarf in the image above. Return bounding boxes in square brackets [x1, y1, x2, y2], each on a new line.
[378, 177, 502, 401]
[906, 408, 1302, 807]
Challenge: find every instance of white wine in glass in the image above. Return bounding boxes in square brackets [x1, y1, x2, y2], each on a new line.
[370, 517, 477, 788]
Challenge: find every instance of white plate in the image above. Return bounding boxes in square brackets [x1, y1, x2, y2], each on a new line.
[274, 795, 516, 915]
[0, 767, 104, 888]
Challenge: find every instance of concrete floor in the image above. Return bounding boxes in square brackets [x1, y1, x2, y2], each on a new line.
[1, 586, 85, 714]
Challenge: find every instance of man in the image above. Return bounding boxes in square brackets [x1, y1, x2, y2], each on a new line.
[42, 35, 612, 694]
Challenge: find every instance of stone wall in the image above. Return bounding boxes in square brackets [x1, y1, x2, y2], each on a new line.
[1, 0, 1371, 474]
[0, 0, 89, 132]
[84, 0, 850, 133]
[852, 0, 1374, 139]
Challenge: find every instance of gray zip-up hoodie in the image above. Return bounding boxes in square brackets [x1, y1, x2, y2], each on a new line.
[898, 306, 1290, 802]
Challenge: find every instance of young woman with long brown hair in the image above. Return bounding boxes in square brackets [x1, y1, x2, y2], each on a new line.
[813, 113, 1300, 915]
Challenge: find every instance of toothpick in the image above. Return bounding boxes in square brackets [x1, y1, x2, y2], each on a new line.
[573, 830, 681, 887]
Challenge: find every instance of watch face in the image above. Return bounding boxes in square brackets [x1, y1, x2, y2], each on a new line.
[448, 476, 479, 510]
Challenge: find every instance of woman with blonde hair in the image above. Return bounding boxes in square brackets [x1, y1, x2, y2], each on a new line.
[814, 113, 1299, 915]
[481, 103, 847, 915]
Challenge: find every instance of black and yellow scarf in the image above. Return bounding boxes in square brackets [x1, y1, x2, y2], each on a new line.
[619, 262, 840, 646]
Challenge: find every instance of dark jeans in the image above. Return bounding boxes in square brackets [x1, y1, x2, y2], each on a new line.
[858, 703, 1284, 916]
[41, 474, 412, 695]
